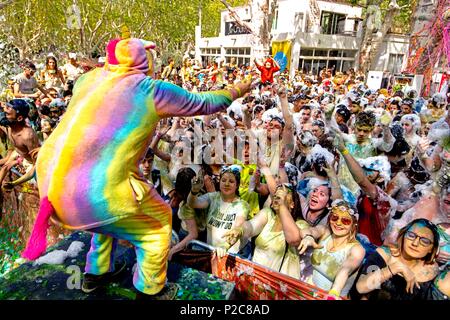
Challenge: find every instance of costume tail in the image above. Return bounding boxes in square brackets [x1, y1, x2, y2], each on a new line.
[22, 196, 55, 260]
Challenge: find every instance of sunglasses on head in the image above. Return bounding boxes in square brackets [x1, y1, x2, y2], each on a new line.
[405, 230, 433, 246]
[330, 213, 353, 226]
[221, 166, 241, 175]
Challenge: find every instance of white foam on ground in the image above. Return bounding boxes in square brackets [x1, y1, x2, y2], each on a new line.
[33, 241, 85, 266]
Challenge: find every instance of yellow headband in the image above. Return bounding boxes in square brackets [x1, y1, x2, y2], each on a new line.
[331, 206, 353, 219]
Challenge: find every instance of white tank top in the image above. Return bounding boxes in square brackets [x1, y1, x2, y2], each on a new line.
[311, 234, 359, 296]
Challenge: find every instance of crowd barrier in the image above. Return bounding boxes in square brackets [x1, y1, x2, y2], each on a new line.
[172, 240, 342, 300]
[0, 170, 70, 250]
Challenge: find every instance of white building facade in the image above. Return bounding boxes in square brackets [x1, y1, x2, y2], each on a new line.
[195, 0, 410, 76]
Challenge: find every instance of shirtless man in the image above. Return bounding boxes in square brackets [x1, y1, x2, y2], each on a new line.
[0, 99, 40, 191]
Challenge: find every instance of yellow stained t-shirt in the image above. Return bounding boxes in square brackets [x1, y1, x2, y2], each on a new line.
[252, 207, 304, 279]
[238, 164, 260, 219]
[177, 201, 207, 232]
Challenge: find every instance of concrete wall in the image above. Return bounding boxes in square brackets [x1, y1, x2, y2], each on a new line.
[372, 34, 410, 72]
[197, 0, 409, 75]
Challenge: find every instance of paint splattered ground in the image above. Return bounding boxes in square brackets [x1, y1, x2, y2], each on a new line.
[0, 231, 235, 300]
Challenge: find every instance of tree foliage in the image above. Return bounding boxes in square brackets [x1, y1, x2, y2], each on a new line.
[347, 0, 417, 34]
[0, 0, 247, 62]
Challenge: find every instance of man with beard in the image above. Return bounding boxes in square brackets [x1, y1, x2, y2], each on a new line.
[0, 99, 40, 190]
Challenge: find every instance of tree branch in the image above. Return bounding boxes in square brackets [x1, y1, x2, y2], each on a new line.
[219, 0, 257, 36]
[0, 0, 13, 10]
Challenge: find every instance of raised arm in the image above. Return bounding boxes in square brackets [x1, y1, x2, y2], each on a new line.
[278, 200, 302, 246]
[329, 244, 365, 297]
[323, 161, 343, 201]
[149, 127, 171, 163]
[186, 170, 210, 209]
[375, 124, 394, 153]
[153, 78, 252, 118]
[272, 58, 281, 72]
[223, 208, 269, 248]
[334, 130, 378, 199]
[258, 155, 277, 196]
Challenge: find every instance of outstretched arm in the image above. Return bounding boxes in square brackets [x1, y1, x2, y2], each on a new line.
[169, 218, 198, 260]
[223, 208, 269, 247]
[334, 130, 378, 199]
[153, 78, 252, 118]
[329, 244, 365, 297]
[149, 129, 171, 163]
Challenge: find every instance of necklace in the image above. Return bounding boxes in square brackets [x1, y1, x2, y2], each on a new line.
[328, 236, 348, 252]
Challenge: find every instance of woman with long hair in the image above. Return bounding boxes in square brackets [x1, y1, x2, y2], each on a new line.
[40, 56, 65, 91]
[352, 218, 447, 300]
[223, 181, 304, 278]
[187, 166, 250, 258]
[284, 199, 365, 298]
[168, 167, 207, 260]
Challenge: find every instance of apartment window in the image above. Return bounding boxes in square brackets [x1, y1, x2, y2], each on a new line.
[342, 50, 357, 58]
[388, 54, 404, 74]
[314, 50, 328, 57]
[300, 48, 314, 56]
[329, 50, 340, 57]
[320, 11, 346, 35]
[298, 48, 355, 74]
[224, 47, 251, 67]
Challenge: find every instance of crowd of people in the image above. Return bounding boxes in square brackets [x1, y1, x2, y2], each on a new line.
[0, 50, 449, 300]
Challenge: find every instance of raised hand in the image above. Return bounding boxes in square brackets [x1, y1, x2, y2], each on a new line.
[222, 227, 243, 248]
[416, 136, 431, 156]
[387, 258, 420, 294]
[257, 152, 268, 168]
[322, 160, 336, 177]
[298, 236, 323, 255]
[277, 86, 288, 99]
[234, 75, 253, 97]
[331, 128, 346, 152]
[215, 247, 228, 258]
[203, 174, 216, 193]
[191, 169, 205, 194]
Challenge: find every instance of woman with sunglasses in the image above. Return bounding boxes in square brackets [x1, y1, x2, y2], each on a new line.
[352, 218, 449, 300]
[187, 166, 250, 258]
[286, 200, 365, 298]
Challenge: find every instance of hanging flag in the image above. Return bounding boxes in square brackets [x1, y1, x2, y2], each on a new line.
[272, 41, 292, 73]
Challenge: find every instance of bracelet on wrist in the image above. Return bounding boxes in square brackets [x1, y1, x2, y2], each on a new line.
[341, 148, 349, 155]
[303, 234, 315, 241]
[328, 289, 340, 298]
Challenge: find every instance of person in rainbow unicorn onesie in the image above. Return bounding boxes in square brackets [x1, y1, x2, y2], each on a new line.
[22, 36, 252, 299]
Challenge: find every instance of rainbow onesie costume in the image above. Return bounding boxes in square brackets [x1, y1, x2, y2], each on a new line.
[23, 38, 241, 295]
